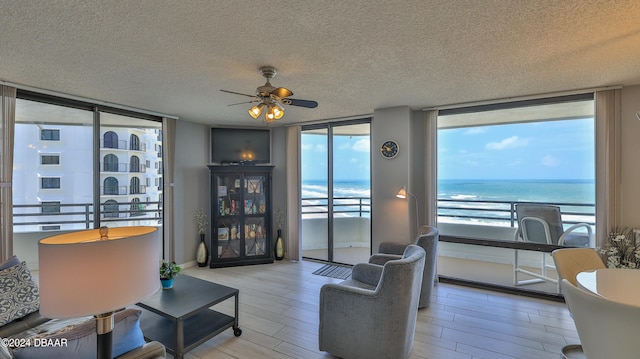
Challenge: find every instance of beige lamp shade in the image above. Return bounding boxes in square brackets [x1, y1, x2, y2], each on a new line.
[38, 226, 161, 318]
[396, 186, 408, 199]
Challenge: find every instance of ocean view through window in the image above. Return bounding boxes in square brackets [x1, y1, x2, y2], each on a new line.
[300, 120, 371, 265]
[435, 95, 595, 295]
[437, 97, 595, 234]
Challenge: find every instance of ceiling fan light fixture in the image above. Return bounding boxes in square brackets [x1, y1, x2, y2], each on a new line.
[273, 103, 285, 120]
[264, 105, 276, 122]
[248, 103, 264, 119]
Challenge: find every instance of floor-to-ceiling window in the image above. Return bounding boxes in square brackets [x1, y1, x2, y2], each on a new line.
[301, 119, 371, 265]
[12, 92, 164, 268]
[436, 94, 595, 295]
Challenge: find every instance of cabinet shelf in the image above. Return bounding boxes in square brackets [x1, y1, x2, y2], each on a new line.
[209, 165, 274, 268]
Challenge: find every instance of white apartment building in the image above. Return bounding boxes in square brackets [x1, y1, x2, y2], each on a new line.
[13, 123, 163, 232]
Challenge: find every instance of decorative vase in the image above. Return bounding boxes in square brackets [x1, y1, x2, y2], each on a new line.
[160, 278, 174, 289]
[274, 229, 284, 260]
[196, 233, 209, 267]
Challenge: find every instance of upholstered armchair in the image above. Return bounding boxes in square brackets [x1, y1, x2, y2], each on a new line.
[318, 244, 425, 359]
[369, 225, 438, 308]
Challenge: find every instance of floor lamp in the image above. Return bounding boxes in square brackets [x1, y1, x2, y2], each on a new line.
[39, 226, 160, 359]
[396, 186, 420, 233]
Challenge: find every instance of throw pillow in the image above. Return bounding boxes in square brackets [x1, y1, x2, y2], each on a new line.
[0, 342, 11, 359]
[0, 256, 20, 271]
[11, 308, 145, 359]
[0, 262, 39, 326]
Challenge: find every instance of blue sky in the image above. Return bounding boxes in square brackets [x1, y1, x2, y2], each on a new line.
[300, 118, 594, 182]
[301, 134, 370, 182]
[438, 118, 595, 180]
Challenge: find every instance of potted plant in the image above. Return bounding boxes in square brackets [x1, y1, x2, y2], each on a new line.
[600, 226, 640, 268]
[159, 259, 181, 289]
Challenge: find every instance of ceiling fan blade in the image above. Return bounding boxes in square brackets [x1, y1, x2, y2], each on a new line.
[271, 87, 293, 99]
[287, 98, 318, 108]
[220, 89, 257, 98]
[227, 100, 257, 106]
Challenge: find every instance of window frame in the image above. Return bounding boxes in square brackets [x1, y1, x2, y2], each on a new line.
[40, 177, 61, 189]
[40, 153, 60, 165]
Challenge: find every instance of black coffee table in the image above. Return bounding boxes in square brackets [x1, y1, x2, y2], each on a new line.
[136, 275, 241, 359]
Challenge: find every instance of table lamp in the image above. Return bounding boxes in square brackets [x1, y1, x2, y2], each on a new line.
[38, 226, 161, 359]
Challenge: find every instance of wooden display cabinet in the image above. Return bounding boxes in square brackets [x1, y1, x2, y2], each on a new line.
[208, 165, 274, 267]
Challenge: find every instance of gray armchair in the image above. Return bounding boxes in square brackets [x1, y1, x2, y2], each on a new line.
[369, 225, 438, 308]
[318, 244, 425, 359]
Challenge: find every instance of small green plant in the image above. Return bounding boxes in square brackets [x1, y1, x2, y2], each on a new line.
[159, 259, 181, 279]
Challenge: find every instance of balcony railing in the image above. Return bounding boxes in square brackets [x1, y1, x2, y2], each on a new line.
[301, 196, 595, 228]
[12, 201, 162, 231]
[437, 198, 595, 227]
[100, 140, 147, 151]
[101, 163, 147, 173]
[101, 185, 147, 195]
[301, 197, 371, 217]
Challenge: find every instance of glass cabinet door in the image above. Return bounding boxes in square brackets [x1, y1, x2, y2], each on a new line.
[215, 174, 241, 259]
[244, 175, 267, 257]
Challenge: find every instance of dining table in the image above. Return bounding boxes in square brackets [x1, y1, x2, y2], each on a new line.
[575, 268, 640, 307]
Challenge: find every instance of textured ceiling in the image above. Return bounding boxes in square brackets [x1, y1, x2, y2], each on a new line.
[1, 0, 640, 127]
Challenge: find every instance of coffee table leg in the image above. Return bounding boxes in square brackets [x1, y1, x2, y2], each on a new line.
[175, 319, 184, 359]
[233, 291, 242, 336]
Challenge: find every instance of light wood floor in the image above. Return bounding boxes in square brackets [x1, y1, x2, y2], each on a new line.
[175, 260, 579, 359]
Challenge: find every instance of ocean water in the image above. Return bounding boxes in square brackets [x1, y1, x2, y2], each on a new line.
[438, 179, 594, 204]
[438, 179, 595, 226]
[301, 179, 595, 223]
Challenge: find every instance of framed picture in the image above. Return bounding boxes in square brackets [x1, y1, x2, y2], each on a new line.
[218, 227, 228, 240]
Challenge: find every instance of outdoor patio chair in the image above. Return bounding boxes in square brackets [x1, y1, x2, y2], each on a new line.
[513, 203, 593, 290]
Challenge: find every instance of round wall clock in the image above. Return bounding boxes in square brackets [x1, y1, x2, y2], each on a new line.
[380, 140, 399, 159]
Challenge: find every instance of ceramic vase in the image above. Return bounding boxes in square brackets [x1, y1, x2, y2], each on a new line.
[196, 233, 209, 267]
[274, 229, 284, 260]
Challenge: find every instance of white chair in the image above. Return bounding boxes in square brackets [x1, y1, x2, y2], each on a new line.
[552, 248, 605, 287]
[561, 279, 640, 359]
[552, 248, 605, 358]
[513, 203, 593, 289]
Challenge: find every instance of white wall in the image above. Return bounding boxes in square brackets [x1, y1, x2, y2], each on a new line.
[370, 106, 427, 251]
[301, 217, 371, 250]
[173, 120, 210, 265]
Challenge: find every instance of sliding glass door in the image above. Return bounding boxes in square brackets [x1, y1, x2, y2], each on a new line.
[300, 119, 371, 265]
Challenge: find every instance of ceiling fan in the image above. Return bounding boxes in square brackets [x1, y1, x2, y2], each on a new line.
[220, 66, 318, 123]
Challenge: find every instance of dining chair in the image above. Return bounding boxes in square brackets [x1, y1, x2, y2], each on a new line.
[561, 279, 640, 359]
[552, 248, 605, 358]
[551, 247, 605, 286]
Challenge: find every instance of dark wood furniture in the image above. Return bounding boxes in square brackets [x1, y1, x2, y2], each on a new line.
[208, 165, 274, 268]
[136, 275, 241, 359]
